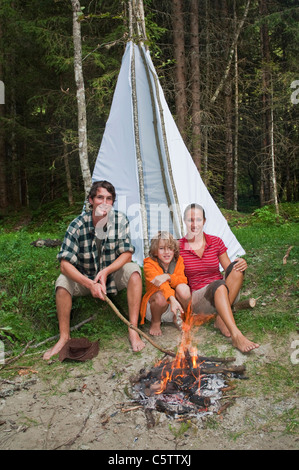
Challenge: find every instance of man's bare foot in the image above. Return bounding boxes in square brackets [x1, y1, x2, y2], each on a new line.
[129, 328, 146, 352]
[231, 330, 259, 353]
[214, 315, 231, 337]
[149, 321, 162, 337]
[43, 337, 70, 361]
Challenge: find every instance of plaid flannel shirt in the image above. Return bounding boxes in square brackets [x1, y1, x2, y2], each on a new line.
[57, 209, 135, 294]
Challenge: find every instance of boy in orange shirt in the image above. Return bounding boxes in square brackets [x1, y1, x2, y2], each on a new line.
[140, 231, 191, 336]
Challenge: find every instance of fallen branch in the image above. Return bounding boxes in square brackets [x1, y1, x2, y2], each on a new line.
[52, 406, 93, 450]
[283, 245, 293, 265]
[0, 378, 38, 398]
[105, 295, 176, 357]
[0, 340, 34, 370]
[121, 405, 143, 413]
[29, 315, 96, 350]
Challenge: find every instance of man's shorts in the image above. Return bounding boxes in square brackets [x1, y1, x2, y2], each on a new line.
[55, 262, 141, 297]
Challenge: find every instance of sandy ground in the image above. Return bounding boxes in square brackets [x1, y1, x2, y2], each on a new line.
[0, 323, 298, 452]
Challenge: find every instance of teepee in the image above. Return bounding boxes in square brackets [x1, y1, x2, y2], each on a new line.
[92, 0, 245, 265]
[92, 38, 245, 266]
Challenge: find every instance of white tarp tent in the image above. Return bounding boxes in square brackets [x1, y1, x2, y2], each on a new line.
[92, 41, 245, 266]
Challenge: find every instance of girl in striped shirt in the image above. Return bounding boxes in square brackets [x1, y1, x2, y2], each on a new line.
[180, 203, 259, 353]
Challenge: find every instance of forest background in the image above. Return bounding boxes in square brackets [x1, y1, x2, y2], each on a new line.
[0, 2, 298, 449]
[0, 0, 298, 215]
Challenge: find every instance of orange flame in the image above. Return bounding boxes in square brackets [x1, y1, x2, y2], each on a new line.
[153, 302, 215, 395]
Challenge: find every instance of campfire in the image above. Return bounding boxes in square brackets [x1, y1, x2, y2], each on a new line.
[131, 313, 247, 418]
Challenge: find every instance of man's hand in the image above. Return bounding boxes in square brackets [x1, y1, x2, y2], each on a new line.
[92, 269, 109, 300]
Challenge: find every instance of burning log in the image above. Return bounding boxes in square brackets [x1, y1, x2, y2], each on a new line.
[140, 357, 246, 380]
[155, 400, 197, 416]
[132, 352, 247, 418]
[189, 395, 211, 407]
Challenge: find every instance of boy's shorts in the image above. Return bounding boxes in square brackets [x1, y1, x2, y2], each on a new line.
[145, 302, 174, 323]
[55, 262, 141, 297]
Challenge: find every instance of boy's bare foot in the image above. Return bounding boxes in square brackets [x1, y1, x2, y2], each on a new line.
[43, 337, 70, 361]
[231, 330, 259, 353]
[149, 321, 162, 336]
[214, 315, 231, 337]
[129, 328, 146, 352]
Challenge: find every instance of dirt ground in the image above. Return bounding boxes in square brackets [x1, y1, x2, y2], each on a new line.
[0, 323, 298, 451]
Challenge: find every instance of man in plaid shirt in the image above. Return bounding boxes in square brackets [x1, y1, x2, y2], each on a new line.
[43, 181, 145, 360]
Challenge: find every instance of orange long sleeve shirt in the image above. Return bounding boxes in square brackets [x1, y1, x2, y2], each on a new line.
[140, 255, 188, 325]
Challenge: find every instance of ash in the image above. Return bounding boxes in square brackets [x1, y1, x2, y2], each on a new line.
[130, 354, 246, 419]
[132, 373, 227, 419]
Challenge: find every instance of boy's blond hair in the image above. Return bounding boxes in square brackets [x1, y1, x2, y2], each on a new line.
[149, 231, 179, 261]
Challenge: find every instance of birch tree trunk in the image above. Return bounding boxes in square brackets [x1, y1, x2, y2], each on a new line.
[270, 86, 279, 215]
[71, 0, 92, 198]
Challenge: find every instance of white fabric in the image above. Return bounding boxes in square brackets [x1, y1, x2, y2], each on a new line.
[92, 41, 245, 266]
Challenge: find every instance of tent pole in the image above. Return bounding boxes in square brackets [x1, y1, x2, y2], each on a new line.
[138, 44, 182, 239]
[131, 43, 149, 257]
[149, 67, 184, 236]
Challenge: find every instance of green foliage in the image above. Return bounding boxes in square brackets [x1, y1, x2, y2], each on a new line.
[251, 206, 284, 226]
[0, 202, 298, 359]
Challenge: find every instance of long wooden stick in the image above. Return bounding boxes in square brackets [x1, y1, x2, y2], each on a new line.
[283, 245, 293, 264]
[104, 295, 176, 357]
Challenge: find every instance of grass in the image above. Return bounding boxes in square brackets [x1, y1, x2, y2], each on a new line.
[0, 201, 298, 445]
[0, 201, 298, 360]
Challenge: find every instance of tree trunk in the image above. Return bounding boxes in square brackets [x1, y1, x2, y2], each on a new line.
[190, 0, 201, 171]
[71, 0, 92, 198]
[259, 0, 272, 206]
[0, 20, 7, 212]
[270, 86, 279, 215]
[233, 0, 239, 211]
[171, 0, 188, 142]
[202, 0, 210, 184]
[62, 136, 74, 206]
[223, 0, 234, 210]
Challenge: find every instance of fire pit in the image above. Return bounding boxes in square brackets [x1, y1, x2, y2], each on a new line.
[131, 349, 247, 419]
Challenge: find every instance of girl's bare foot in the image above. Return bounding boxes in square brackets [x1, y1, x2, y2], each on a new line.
[231, 330, 259, 353]
[214, 315, 231, 337]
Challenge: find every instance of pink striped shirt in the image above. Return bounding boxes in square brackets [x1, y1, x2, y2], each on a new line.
[179, 233, 227, 292]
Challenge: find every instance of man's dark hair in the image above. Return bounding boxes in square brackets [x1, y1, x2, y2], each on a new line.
[88, 180, 116, 204]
